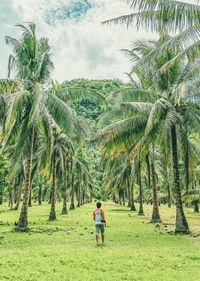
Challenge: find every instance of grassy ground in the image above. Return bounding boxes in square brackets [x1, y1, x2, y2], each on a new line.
[0, 201, 200, 281]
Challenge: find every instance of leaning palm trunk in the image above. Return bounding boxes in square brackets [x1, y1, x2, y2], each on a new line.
[145, 153, 151, 190]
[171, 125, 189, 233]
[49, 156, 57, 220]
[150, 145, 161, 223]
[16, 142, 33, 231]
[138, 158, 144, 216]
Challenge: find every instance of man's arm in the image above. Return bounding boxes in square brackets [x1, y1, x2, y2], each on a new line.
[93, 211, 95, 221]
[101, 210, 106, 226]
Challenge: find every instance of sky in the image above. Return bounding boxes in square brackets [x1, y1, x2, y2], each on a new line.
[0, 0, 157, 82]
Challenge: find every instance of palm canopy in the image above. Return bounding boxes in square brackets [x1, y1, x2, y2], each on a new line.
[104, 0, 200, 71]
[97, 36, 200, 160]
[6, 23, 53, 83]
[1, 23, 85, 167]
[104, 0, 200, 33]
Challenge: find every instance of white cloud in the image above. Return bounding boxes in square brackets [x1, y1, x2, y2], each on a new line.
[0, 0, 157, 82]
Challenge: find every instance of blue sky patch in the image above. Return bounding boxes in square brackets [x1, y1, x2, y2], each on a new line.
[44, 0, 93, 25]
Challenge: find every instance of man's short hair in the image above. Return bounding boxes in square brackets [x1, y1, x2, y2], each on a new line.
[96, 201, 101, 208]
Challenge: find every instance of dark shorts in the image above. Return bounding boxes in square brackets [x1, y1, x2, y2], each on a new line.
[95, 224, 105, 234]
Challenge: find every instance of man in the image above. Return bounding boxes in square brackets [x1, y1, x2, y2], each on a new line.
[93, 201, 106, 246]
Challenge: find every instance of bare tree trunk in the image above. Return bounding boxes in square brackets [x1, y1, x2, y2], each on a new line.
[70, 173, 75, 210]
[9, 190, 14, 210]
[77, 185, 81, 208]
[194, 201, 199, 213]
[171, 125, 189, 233]
[127, 181, 131, 208]
[61, 169, 68, 215]
[145, 153, 151, 189]
[16, 134, 34, 231]
[42, 185, 48, 202]
[138, 157, 144, 216]
[150, 145, 161, 223]
[13, 185, 22, 210]
[13, 184, 18, 204]
[28, 188, 32, 207]
[0, 191, 3, 205]
[184, 129, 190, 193]
[38, 185, 42, 205]
[130, 180, 136, 212]
[49, 155, 56, 220]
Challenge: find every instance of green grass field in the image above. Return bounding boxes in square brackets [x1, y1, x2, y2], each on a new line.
[0, 202, 200, 281]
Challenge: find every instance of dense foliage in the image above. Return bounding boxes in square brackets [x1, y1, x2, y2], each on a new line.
[1, 0, 200, 236]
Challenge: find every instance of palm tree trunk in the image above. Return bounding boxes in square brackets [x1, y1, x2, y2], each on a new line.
[9, 190, 14, 210]
[49, 156, 56, 220]
[185, 144, 189, 194]
[0, 191, 3, 205]
[119, 190, 122, 205]
[138, 158, 144, 216]
[171, 125, 189, 233]
[28, 164, 37, 207]
[16, 138, 33, 231]
[77, 185, 81, 208]
[194, 201, 199, 213]
[38, 185, 42, 205]
[166, 168, 171, 208]
[122, 189, 125, 205]
[145, 153, 151, 189]
[127, 181, 131, 208]
[70, 173, 75, 210]
[42, 185, 48, 202]
[150, 145, 161, 223]
[14, 184, 18, 204]
[28, 188, 32, 207]
[13, 185, 22, 210]
[129, 180, 136, 211]
[61, 169, 68, 214]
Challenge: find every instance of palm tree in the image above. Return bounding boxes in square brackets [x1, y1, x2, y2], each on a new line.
[98, 36, 200, 232]
[69, 149, 92, 209]
[1, 23, 84, 231]
[47, 129, 74, 220]
[104, 0, 200, 59]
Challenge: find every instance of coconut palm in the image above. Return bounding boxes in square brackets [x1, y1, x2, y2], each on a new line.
[0, 23, 84, 231]
[47, 129, 73, 221]
[98, 36, 200, 232]
[69, 149, 92, 209]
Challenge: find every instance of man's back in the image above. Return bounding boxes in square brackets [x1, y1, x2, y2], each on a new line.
[93, 208, 105, 225]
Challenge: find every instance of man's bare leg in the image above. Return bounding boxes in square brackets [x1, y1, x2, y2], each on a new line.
[96, 233, 100, 246]
[101, 233, 105, 246]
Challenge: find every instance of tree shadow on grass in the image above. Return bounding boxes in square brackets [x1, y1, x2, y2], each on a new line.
[109, 208, 131, 212]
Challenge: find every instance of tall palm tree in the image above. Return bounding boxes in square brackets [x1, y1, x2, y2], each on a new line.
[48, 129, 73, 220]
[1, 23, 83, 231]
[98, 36, 200, 233]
